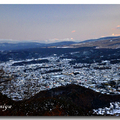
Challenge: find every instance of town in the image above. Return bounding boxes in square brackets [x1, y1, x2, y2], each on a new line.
[0, 54, 120, 102]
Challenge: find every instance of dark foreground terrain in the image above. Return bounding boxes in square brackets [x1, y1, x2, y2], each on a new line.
[0, 84, 120, 116]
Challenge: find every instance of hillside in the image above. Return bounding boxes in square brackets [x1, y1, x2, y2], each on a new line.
[1, 84, 120, 116]
[67, 36, 120, 49]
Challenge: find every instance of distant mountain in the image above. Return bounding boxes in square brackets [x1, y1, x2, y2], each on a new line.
[0, 41, 77, 51]
[68, 36, 120, 49]
[1, 36, 120, 51]
[0, 42, 46, 51]
[48, 41, 76, 46]
[79, 36, 120, 43]
[98, 36, 120, 40]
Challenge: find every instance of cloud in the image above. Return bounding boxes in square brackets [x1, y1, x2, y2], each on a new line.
[112, 25, 120, 30]
[116, 25, 120, 29]
[48, 38, 75, 43]
[71, 30, 76, 33]
[101, 36, 105, 37]
[112, 33, 120, 36]
[101, 33, 120, 38]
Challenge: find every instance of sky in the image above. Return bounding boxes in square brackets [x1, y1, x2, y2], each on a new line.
[0, 4, 120, 43]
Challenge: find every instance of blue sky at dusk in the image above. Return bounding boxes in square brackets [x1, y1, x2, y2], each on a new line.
[0, 4, 120, 43]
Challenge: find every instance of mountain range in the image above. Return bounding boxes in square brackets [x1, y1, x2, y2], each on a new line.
[0, 41, 76, 51]
[0, 36, 120, 51]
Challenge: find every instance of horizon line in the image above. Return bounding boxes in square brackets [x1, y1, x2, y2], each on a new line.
[0, 35, 120, 44]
